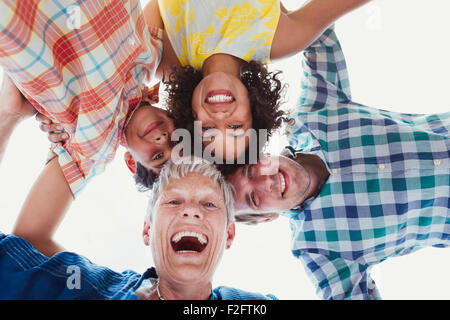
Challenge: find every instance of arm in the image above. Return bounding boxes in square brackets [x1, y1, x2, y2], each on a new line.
[280, 1, 288, 14]
[0, 112, 20, 165]
[0, 73, 72, 257]
[0, 74, 36, 165]
[299, 251, 381, 300]
[143, 0, 181, 80]
[13, 156, 73, 257]
[271, 0, 371, 60]
[299, 27, 352, 110]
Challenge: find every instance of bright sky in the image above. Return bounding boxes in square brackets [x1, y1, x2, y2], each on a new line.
[1, 0, 449, 299]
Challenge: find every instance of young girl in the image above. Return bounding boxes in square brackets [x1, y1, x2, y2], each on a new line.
[153, 0, 371, 163]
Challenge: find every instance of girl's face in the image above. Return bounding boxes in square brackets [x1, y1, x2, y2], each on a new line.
[191, 72, 253, 162]
[124, 104, 175, 172]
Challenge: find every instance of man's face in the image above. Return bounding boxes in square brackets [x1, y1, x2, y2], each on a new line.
[227, 155, 311, 216]
[125, 104, 175, 173]
[149, 172, 235, 284]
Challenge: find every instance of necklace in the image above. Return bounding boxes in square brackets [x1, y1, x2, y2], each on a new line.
[156, 281, 165, 300]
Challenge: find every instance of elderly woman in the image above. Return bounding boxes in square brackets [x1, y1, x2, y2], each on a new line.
[0, 153, 276, 300]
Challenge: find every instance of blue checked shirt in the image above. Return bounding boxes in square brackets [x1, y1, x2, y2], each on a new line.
[284, 27, 450, 300]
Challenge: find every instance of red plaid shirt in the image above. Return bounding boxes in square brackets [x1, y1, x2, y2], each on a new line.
[0, 0, 162, 196]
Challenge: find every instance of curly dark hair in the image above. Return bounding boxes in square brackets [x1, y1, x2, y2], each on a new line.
[163, 60, 288, 175]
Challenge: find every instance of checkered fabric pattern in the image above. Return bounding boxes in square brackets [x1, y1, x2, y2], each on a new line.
[0, 0, 162, 196]
[284, 27, 450, 299]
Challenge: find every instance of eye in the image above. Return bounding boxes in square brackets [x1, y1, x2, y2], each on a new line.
[229, 124, 243, 130]
[152, 152, 164, 161]
[250, 192, 258, 208]
[247, 165, 253, 178]
[167, 200, 180, 205]
[203, 202, 217, 208]
[202, 126, 215, 131]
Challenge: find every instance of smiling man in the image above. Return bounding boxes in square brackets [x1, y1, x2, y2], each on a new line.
[226, 27, 450, 299]
[228, 153, 329, 221]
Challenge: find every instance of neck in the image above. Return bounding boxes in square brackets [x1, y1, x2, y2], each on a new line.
[153, 279, 212, 300]
[295, 154, 329, 200]
[202, 53, 244, 77]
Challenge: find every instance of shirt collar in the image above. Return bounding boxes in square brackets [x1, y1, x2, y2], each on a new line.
[281, 146, 329, 214]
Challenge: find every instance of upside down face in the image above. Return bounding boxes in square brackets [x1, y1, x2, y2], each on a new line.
[191, 72, 253, 162]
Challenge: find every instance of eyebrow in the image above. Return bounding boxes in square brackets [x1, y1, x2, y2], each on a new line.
[226, 128, 246, 138]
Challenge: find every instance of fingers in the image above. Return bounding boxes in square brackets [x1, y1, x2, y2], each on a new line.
[39, 121, 64, 133]
[35, 113, 52, 125]
[34, 113, 69, 143]
[48, 132, 69, 143]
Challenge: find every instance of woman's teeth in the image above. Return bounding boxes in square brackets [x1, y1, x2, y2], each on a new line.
[206, 94, 234, 103]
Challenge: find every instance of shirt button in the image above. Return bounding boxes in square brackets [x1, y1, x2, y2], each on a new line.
[378, 164, 386, 170]
[434, 160, 441, 166]
[331, 169, 339, 174]
[128, 36, 136, 46]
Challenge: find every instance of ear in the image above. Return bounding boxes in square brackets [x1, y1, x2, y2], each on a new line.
[260, 213, 279, 224]
[225, 223, 236, 250]
[124, 151, 137, 174]
[142, 221, 151, 246]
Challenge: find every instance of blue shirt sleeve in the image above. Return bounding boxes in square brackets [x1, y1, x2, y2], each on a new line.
[0, 232, 143, 300]
[210, 286, 278, 300]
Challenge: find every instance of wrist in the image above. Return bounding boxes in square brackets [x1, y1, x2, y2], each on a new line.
[0, 109, 23, 126]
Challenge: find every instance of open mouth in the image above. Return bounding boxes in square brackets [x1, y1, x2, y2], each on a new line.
[205, 90, 235, 104]
[278, 170, 288, 196]
[171, 231, 208, 254]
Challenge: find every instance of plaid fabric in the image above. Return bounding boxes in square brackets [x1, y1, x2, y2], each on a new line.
[0, 0, 162, 196]
[284, 28, 450, 300]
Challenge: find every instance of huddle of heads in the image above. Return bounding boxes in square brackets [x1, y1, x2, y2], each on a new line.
[127, 61, 289, 193]
[126, 61, 298, 228]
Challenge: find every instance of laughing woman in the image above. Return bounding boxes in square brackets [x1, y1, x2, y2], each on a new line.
[153, 0, 372, 164]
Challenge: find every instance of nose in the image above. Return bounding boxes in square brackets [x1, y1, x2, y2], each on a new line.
[180, 203, 203, 220]
[153, 131, 168, 145]
[207, 104, 234, 117]
[254, 174, 275, 193]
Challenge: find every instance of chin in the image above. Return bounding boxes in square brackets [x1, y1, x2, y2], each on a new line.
[169, 267, 212, 285]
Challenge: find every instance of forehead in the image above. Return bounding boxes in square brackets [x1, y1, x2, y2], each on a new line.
[204, 136, 250, 161]
[163, 172, 223, 199]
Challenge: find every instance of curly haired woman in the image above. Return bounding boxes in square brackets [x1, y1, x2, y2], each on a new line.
[153, 0, 371, 163]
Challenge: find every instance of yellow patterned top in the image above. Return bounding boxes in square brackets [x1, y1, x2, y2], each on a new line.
[158, 0, 280, 69]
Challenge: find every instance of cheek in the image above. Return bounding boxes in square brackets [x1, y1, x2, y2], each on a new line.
[191, 85, 203, 118]
[234, 103, 252, 126]
[130, 142, 157, 162]
[209, 218, 228, 246]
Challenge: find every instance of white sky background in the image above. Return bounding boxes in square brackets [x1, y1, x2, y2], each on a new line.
[1, 0, 449, 299]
